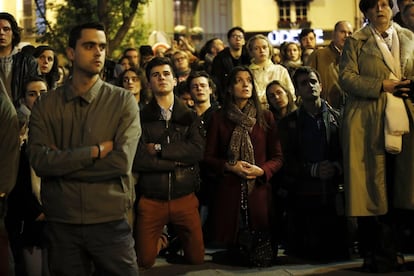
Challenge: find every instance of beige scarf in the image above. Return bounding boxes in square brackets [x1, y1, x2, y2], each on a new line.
[227, 100, 257, 194]
[372, 26, 409, 154]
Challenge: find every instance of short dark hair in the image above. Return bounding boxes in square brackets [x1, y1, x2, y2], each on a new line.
[359, 0, 393, 14]
[292, 66, 322, 89]
[145, 56, 175, 81]
[186, 70, 215, 91]
[68, 22, 105, 49]
[23, 76, 49, 94]
[123, 47, 138, 56]
[139, 45, 153, 57]
[0, 12, 21, 48]
[33, 45, 55, 62]
[227, 26, 245, 40]
[298, 28, 315, 41]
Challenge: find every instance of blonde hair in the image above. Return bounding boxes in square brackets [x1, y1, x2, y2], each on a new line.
[246, 34, 274, 59]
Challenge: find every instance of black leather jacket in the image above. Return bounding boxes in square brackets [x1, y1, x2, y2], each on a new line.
[133, 96, 205, 200]
[11, 52, 39, 106]
[278, 100, 343, 197]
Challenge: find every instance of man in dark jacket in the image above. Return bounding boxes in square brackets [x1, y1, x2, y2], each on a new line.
[278, 66, 350, 261]
[0, 12, 38, 107]
[133, 57, 205, 269]
[211, 26, 250, 104]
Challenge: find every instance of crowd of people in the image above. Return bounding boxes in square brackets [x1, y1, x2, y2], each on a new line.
[2, 0, 414, 275]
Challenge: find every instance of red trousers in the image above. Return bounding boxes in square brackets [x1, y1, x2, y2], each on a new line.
[135, 193, 204, 269]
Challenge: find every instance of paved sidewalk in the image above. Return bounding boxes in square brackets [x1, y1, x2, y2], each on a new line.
[140, 248, 414, 276]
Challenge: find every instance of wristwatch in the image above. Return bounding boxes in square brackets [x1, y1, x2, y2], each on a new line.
[154, 143, 162, 153]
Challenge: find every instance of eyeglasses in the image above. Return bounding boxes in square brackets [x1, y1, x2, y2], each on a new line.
[0, 26, 11, 33]
[231, 34, 244, 40]
[123, 77, 139, 83]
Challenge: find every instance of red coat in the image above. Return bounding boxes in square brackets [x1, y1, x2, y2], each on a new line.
[204, 109, 283, 245]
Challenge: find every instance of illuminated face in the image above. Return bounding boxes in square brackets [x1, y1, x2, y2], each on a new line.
[300, 32, 316, 49]
[67, 28, 106, 76]
[24, 81, 47, 110]
[124, 49, 139, 67]
[286, 43, 300, 62]
[333, 22, 353, 50]
[148, 64, 177, 96]
[122, 70, 141, 95]
[37, 50, 55, 74]
[0, 19, 13, 52]
[228, 30, 245, 51]
[173, 52, 189, 72]
[296, 71, 322, 101]
[365, 0, 393, 29]
[190, 76, 212, 104]
[119, 57, 131, 71]
[232, 71, 253, 102]
[266, 84, 289, 110]
[251, 38, 270, 64]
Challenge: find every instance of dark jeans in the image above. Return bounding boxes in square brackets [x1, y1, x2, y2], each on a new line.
[45, 219, 138, 276]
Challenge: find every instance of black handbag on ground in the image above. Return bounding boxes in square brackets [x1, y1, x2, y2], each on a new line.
[238, 181, 274, 267]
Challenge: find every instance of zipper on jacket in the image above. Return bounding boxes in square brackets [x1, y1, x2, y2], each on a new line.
[166, 119, 172, 200]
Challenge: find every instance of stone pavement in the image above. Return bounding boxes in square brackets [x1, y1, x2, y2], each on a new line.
[140, 248, 414, 276]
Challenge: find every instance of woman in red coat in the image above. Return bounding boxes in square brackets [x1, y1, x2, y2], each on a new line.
[204, 66, 283, 248]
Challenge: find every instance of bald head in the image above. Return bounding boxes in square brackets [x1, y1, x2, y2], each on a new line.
[333, 21, 353, 50]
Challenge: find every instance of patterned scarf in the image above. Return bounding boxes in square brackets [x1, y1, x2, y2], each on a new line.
[227, 99, 257, 194]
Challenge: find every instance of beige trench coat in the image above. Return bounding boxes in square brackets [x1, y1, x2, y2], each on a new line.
[339, 23, 414, 216]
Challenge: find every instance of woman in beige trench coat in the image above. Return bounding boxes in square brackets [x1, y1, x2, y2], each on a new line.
[339, 0, 414, 272]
